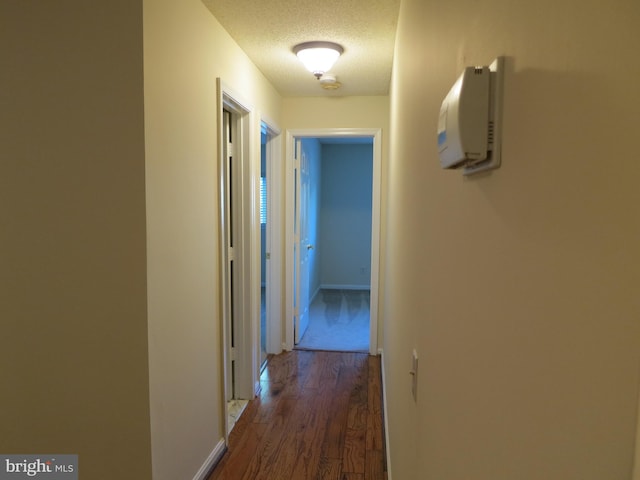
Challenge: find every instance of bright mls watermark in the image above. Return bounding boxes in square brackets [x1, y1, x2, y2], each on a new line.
[0, 456, 77, 479]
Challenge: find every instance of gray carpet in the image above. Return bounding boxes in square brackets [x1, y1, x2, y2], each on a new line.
[296, 289, 370, 352]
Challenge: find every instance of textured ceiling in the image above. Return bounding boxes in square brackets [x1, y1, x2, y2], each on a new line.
[201, 0, 401, 97]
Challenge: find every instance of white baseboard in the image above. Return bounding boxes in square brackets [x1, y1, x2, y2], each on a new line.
[379, 348, 392, 480]
[192, 438, 226, 480]
[320, 284, 370, 290]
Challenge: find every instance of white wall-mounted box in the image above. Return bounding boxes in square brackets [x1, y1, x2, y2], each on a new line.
[437, 57, 504, 175]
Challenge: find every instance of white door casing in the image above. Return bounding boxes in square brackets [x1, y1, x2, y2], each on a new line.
[221, 109, 236, 403]
[217, 79, 256, 439]
[285, 128, 382, 355]
[261, 117, 283, 356]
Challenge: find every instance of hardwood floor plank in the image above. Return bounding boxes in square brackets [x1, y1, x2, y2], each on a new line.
[256, 387, 324, 480]
[208, 351, 386, 480]
[366, 356, 384, 452]
[237, 394, 297, 480]
[252, 382, 284, 424]
[367, 357, 381, 412]
[364, 450, 384, 480]
[342, 427, 367, 473]
[366, 409, 384, 455]
[319, 350, 343, 386]
[343, 357, 369, 473]
[302, 350, 329, 389]
[290, 387, 333, 478]
[316, 457, 342, 480]
[208, 423, 268, 480]
[321, 366, 354, 459]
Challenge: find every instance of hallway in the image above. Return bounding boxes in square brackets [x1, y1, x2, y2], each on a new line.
[208, 350, 386, 480]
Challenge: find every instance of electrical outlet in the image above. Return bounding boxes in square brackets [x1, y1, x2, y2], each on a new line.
[410, 349, 418, 402]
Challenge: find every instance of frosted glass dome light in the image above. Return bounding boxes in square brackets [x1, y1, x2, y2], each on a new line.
[293, 41, 344, 79]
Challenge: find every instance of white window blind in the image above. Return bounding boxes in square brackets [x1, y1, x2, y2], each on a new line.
[260, 176, 267, 224]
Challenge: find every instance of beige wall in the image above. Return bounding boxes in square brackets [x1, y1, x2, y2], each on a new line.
[282, 96, 390, 131]
[282, 96, 390, 347]
[384, 0, 640, 479]
[144, 0, 281, 478]
[0, 1, 152, 478]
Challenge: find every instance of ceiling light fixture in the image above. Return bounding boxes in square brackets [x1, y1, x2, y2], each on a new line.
[293, 41, 344, 79]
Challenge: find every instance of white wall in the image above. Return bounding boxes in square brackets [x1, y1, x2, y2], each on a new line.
[320, 144, 373, 288]
[143, 0, 281, 478]
[384, 0, 640, 479]
[1, 2, 152, 478]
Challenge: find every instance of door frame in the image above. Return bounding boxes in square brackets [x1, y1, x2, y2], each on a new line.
[259, 116, 283, 359]
[217, 79, 256, 438]
[284, 128, 382, 355]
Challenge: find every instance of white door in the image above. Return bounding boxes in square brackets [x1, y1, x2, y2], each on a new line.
[294, 139, 311, 344]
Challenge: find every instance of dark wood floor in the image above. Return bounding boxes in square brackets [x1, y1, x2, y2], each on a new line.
[208, 350, 387, 480]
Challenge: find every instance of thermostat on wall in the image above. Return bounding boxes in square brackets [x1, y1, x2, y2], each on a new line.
[437, 57, 504, 175]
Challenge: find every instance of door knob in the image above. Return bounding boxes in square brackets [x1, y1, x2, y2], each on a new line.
[306, 244, 314, 250]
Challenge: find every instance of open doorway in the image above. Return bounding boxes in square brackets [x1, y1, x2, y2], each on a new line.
[217, 80, 256, 437]
[285, 129, 382, 355]
[217, 84, 284, 439]
[260, 119, 282, 368]
[260, 126, 268, 368]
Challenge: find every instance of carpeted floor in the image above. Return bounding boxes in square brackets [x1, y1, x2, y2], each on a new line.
[296, 289, 370, 352]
